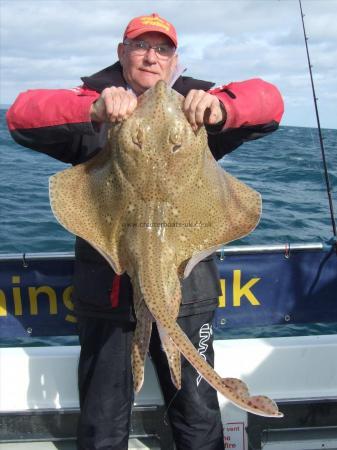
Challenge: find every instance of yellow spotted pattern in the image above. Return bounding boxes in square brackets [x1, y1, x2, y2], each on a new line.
[49, 81, 282, 418]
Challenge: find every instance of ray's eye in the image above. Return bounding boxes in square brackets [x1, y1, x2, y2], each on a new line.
[169, 130, 182, 153]
[132, 126, 144, 149]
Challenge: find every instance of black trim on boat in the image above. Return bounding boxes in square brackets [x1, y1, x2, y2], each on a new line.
[247, 399, 337, 450]
[0, 406, 174, 449]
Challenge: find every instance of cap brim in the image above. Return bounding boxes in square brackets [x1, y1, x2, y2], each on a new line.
[125, 28, 177, 47]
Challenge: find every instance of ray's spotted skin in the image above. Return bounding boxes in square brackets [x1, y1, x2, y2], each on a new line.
[49, 81, 283, 418]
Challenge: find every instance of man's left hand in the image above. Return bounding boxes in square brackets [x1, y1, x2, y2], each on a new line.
[183, 90, 226, 131]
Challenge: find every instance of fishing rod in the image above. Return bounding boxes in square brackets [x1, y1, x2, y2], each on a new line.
[298, 0, 337, 250]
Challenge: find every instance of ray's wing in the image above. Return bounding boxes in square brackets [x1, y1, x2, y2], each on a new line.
[166, 149, 261, 276]
[49, 144, 125, 274]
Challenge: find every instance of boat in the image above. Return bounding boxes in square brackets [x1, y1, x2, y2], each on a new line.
[2, 3, 336, 446]
[1, 242, 337, 449]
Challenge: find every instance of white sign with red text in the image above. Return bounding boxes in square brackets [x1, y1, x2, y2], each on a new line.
[223, 422, 245, 449]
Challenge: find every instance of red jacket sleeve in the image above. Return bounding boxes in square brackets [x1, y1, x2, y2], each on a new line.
[7, 86, 99, 131]
[6, 86, 100, 163]
[205, 78, 284, 159]
[209, 78, 284, 129]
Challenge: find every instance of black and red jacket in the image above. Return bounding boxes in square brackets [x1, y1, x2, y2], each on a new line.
[6, 62, 284, 321]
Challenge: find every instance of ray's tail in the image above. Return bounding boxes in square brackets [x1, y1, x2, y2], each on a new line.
[153, 309, 282, 417]
[138, 230, 283, 418]
[139, 266, 282, 417]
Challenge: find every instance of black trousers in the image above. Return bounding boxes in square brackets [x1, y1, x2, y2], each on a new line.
[76, 311, 224, 450]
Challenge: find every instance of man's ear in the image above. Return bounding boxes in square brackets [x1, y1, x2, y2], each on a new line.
[170, 53, 179, 76]
[117, 43, 125, 65]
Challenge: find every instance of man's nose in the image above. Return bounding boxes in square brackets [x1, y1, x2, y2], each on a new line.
[143, 47, 157, 64]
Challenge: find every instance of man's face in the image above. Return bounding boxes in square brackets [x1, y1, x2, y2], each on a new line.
[118, 32, 178, 95]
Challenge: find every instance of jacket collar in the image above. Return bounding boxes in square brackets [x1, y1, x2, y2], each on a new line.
[81, 62, 126, 93]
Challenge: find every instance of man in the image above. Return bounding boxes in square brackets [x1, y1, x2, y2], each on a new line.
[7, 13, 284, 450]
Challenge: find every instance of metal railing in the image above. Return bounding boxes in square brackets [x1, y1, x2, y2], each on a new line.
[0, 241, 329, 263]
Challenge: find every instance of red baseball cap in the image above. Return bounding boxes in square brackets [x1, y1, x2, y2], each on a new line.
[123, 13, 178, 47]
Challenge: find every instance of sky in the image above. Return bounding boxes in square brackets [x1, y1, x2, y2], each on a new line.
[1, 0, 336, 129]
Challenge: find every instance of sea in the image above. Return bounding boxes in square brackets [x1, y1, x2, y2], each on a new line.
[1, 108, 337, 345]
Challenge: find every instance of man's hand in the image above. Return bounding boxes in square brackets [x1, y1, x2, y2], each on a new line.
[90, 87, 137, 123]
[183, 90, 226, 131]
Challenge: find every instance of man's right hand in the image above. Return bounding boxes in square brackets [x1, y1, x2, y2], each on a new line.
[90, 87, 138, 123]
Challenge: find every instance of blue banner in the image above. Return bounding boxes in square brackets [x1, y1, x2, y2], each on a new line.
[214, 249, 337, 329]
[0, 257, 76, 338]
[0, 249, 336, 338]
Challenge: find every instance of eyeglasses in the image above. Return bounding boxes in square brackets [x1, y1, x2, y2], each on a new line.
[123, 39, 176, 59]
